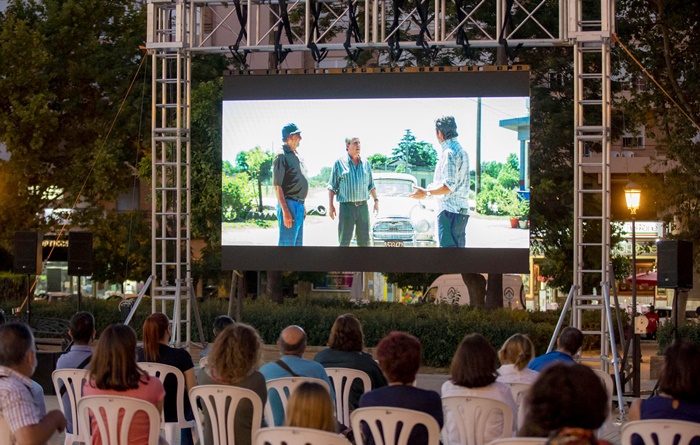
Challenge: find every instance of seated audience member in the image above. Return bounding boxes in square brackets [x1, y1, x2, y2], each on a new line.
[138, 313, 196, 445]
[497, 333, 539, 384]
[314, 313, 387, 411]
[628, 339, 700, 426]
[259, 325, 334, 426]
[200, 315, 235, 359]
[84, 324, 165, 445]
[286, 381, 336, 433]
[0, 322, 66, 445]
[527, 327, 583, 372]
[442, 333, 517, 445]
[56, 311, 96, 438]
[519, 363, 611, 444]
[196, 323, 267, 445]
[358, 331, 443, 445]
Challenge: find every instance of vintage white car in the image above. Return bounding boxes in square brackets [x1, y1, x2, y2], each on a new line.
[371, 172, 436, 247]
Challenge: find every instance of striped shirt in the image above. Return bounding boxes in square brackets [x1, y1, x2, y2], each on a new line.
[433, 137, 470, 214]
[0, 366, 43, 443]
[328, 154, 375, 202]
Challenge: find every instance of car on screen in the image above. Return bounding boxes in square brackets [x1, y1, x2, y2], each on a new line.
[371, 172, 436, 247]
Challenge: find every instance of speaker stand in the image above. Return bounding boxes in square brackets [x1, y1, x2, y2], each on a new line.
[77, 275, 82, 312]
[672, 288, 679, 341]
[24, 274, 31, 326]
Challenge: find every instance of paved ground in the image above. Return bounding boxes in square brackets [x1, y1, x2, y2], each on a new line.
[44, 339, 661, 445]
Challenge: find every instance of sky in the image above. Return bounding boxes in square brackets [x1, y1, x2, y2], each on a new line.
[223, 96, 529, 177]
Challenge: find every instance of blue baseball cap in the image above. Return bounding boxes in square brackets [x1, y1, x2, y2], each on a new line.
[282, 123, 302, 141]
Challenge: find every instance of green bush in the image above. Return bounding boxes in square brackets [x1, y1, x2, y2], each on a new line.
[657, 320, 700, 354]
[0, 273, 26, 300]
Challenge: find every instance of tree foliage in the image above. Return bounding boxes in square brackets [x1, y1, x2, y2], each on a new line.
[391, 130, 438, 170]
[92, 211, 150, 287]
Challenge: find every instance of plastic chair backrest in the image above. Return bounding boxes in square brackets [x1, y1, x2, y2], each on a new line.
[350, 406, 441, 445]
[442, 395, 515, 445]
[139, 361, 195, 444]
[199, 356, 209, 370]
[505, 383, 530, 430]
[254, 426, 352, 445]
[52, 368, 90, 443]
[486, 438, 547, 445]
[77, 395, 161, 445]
[189, 384, 264, 445]
[264, 377, 330, 426]
[590, 369, 613, 435]
[325, 367, 372, 426]
[620, 419, 700, 445]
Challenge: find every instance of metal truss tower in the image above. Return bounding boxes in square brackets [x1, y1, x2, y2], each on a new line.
[144, 0, 617, 362]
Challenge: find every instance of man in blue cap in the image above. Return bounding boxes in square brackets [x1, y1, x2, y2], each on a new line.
[273, 123, 309, 246]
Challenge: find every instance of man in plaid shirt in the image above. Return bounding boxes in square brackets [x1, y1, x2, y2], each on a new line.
[410, 116, 470, 247]
[0, 322, 66, 444]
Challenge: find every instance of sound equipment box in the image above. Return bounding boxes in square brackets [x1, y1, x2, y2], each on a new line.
[657, 240, 693, 289]
[68, 232, 93, 276]
[13, 231, 42, 275]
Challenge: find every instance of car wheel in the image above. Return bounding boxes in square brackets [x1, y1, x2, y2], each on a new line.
[316, 205, 327, 216]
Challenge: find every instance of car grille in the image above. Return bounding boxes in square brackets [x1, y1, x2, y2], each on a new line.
[372, 220, 414, 240]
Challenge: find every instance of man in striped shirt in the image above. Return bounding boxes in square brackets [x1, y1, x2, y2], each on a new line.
[328, 137, 379, 246]
[410, 116, 470, 247]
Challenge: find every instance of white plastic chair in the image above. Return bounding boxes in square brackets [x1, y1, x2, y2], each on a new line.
[442, 395, 515, 445]
[505, 383, 530, 430]
[325, 367, 372, 426]
[189, 384, 264, 445]
[255, 426, 352, 445]
[264, 377, 331, 427]
[77, 395, 161, 445]
[350, 406, 441, 445]
[486, 438, 546, 445]
[199, 356, 210, 370]
[620, 419, 700, 445]
[590, 369, 613, 436]
[52, 368, 90, 445]
[139, 362, 196, 445]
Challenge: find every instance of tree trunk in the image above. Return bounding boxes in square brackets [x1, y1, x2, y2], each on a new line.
[486, 273, 503, 310]
[266, 271, 284, 303]
[297, 281, 312, 303]
[461, 273, 486, 308]
[257, 179, 264, 212]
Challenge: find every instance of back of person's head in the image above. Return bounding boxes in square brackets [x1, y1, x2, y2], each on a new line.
[557, 327, 583, 355]
[435, 116, 459, 139]
[279, 325, 307, 356]
[286, 381, 336, 432]
[90, 324, 145, 392]
[499, 333, 535, 371]
[450, 333, 499, 388]
[210, 323, 262, 384]
[376, 331, 422, 384]
[0, 322, 34, 368]
[658, 339, 700, 403]
[328, 313, 364, 352]
[142, 312, 170, 361]
[70, 311, 95, 344]
[520, 363, 608, 437]
[212, 315, 235, 336]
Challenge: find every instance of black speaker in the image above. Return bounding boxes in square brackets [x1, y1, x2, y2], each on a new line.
[68, 232, 93, 276]
[657, 240, 693, 289]
[34, 351, 64, 395]
[13, 232, 42, 275]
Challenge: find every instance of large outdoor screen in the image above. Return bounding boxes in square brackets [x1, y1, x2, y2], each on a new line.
[222, 67, 531, 273]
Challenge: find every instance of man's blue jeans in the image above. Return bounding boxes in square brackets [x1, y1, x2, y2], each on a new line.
[438, 210, 469, 247]
[278, 199, 305, 246]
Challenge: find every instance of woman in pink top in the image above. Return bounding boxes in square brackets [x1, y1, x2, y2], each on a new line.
[83, 324, 165, 445]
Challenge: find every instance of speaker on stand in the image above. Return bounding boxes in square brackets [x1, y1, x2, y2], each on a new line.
[657, 240, 693, 341]
[68, 232, 93, 312]
[13, 232, 42, 326]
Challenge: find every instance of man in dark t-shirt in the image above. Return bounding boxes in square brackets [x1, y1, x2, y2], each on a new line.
[273, 123, 309, 246]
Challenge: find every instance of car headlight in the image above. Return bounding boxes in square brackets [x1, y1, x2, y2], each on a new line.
[414, 219, 431, 233]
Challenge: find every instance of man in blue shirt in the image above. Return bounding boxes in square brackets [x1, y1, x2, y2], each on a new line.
[528, 326, 583, 372]
[273, 123, 309, 246]
[328, 137, 379, 246]
[410, 116, 470, 247]
[259, 325, 334, 426]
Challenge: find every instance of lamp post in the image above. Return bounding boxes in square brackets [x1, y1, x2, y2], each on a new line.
[625, 181, 641, 398]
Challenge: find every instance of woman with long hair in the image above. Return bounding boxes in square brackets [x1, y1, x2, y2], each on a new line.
[196, 323, 267, 445]
[442, 333, 517, 445]
[137, 313, 196, 445]
[286, 381, 336, 433]
[83, 324, 165, 445]
[497, 333, 539, 384]
[313, 314, 387, 411]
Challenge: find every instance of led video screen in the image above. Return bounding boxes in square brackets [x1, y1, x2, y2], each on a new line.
[222, 68, 530, 273]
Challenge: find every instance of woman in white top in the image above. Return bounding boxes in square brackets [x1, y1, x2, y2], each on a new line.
[496, 334, 539, 384]
[442, 334, 517, 445]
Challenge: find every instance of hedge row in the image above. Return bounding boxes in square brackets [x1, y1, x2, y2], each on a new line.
[657, 321, 700, 355]
[0, 273, 26, 301]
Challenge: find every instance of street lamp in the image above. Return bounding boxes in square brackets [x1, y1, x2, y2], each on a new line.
[625, 181, 641, 397]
